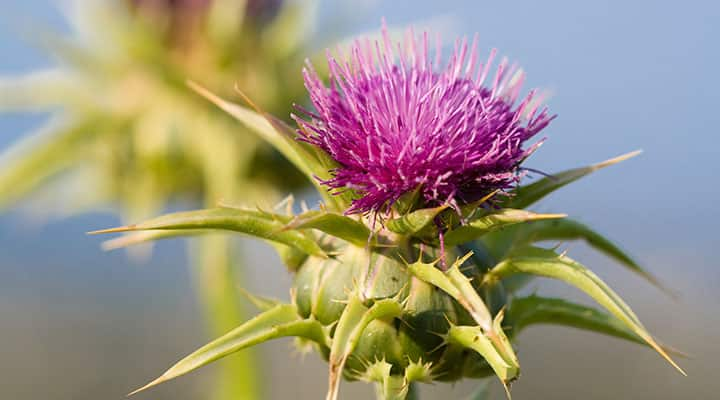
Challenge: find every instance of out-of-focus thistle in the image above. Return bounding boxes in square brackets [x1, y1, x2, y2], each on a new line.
[0, 1, 319, 399]
[0, 0, 313, 217]
[93, 23, 685, 399]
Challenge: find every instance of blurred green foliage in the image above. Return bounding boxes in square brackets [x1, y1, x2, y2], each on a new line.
[0, 1, 324, 399]
[0, 0, 316, 218]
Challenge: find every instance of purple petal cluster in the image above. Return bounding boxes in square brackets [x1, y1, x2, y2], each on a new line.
[294, 24, 555, 214]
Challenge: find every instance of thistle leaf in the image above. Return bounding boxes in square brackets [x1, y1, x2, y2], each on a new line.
[327, 295, 403, 400]
[486, 246, 685, 375]
[506, 295, 646, 345]
[509, 151, 641, 209]
[489, 218, 668, 293]
[443, 209, 566, 246]
[0, 116, 104, 210]
[101, 230, 209, 251]
[187, 81, 348, 211]
[0, 69, 82, 111]
[89, 208, 327, 258]
[499, 273, 536, 293]
[237, 288, 282, 312]
[187, 81, 318, 176]
[129, 304, 329, 396]
[386, 205, 448, 235]
[286, 210, 371, 247]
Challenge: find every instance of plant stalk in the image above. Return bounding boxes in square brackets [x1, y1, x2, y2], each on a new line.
[192, 234, 261, 400]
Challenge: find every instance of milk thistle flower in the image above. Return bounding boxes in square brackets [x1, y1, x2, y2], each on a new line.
[294, 24, 554, 214]
[94, 21, 684, 400]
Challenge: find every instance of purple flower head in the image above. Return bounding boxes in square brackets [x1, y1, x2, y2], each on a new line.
[294, 23, 555, 214]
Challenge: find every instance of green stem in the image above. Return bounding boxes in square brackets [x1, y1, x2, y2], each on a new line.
[373, 378, 419, 400]
[192, 234, 261, 400]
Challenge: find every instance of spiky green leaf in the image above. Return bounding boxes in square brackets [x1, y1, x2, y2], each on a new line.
[485, 246, 684, 374]
[508, 151, 641, 209]
[187, 82, 349, 211]
[443, 209, 566, 246]
[129, 304, 328, 395]
[488, 218, 667, 292]
[287, 210, 371, 247]
[100, 229, 208, 251]
[0, 69, 83, 110]
[506, 295, 645, 345]
[0, 116, 106, 210]
[90, 208, 327, 258]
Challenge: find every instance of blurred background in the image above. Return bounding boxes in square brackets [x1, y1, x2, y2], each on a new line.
[0, 0, 718, 399]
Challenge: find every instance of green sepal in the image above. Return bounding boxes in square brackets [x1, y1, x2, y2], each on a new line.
[404, 359, 434, 383]
[458, 190, 501, 218]
[446, 324, 518, 386]
[293, 256, 327, 319]
[295, 246, 408, 325]
[508, 151, 641, 209]
[312, 254, 366, 325]
[327, 294, 403, 400]
[400, 277, 458, 365]
[287, 209, 372, 247]
[443, 209, 566, 246]
[386, 204, 448, 236]
[128, 304, 329, 395]
[485, 246, 684, 375]
[407, 254, 493, 329]
[89, 207, 327, 258]
[393, 185, 423, 215]
[362, 360, 415, 400]
[406, 255, 519, 375]
[345, 319, 404, 379]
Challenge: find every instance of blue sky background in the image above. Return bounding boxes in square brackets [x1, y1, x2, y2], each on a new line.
[1, 1, 718, 399]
